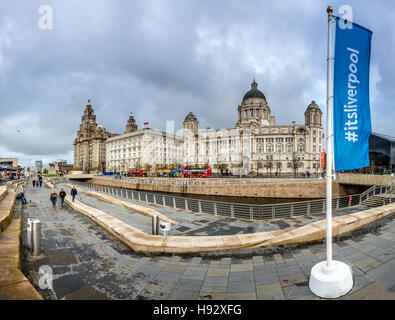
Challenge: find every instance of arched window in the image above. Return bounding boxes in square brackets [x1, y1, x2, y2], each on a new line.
[298, 138, 305, 144]
[267, 144, 273, 152]
[277, 144, 282, 153]
[257, 145, 263, 153]
[287, 162, 292, 169]
[298, 144, 305, 152]
[299, 162, 304, 168]
[287, 144, 293, 153]
[277, 162, 282, 169]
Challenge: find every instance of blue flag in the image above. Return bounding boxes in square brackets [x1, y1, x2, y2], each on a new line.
[333, 17, 372, 171]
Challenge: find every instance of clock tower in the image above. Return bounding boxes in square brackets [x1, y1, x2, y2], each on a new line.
[73, 100, 114, 173]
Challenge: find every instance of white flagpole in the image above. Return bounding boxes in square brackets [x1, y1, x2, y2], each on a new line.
[309, 6, 353, 298]
[326, 4, 334, 269]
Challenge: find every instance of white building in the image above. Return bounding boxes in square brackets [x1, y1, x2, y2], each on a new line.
[182, 80, 324, 176]
[106, 115, 183, 173]
[34, 160, 43, 173]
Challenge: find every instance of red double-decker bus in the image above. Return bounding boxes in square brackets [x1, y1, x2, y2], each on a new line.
[127, 169, 147, 177]
[182, 167, 212, 178]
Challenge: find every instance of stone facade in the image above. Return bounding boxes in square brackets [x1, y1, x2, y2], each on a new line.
[73, 101, 114, 173]
[106, 128, 184, 173]
[183, 80, 324, 176]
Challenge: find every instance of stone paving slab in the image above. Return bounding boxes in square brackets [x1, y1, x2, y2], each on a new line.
[70, 181, 371, 236]
[19, 179, 395, 300]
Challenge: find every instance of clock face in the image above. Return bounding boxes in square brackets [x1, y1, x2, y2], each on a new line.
[90, 119, 94, 124]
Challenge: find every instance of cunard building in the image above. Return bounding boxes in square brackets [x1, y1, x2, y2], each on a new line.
[183, 80, 324, 176]
[73, 101, 115, 173]
[106, 113, 184, 172]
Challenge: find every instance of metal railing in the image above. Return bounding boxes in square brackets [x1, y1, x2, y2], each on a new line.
[94, 175, 323, 186]
[381, 179, 395, 206]
[65, 178, 393, 221]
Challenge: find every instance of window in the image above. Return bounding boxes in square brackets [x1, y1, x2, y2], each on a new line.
[313, 145, 316, 152]
[287, 162, 292, 168]
[277, 162, 282, 169]
[257, 146, 263, 153]
[267, 144, 273, 152]
[287, 144, 293, 153]
[299, 162, 304, 169]
[277, 144, 282, 153]
[298, 144, 305, 152]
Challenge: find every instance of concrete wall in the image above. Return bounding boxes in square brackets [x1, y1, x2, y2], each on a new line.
[337, 174, 395, 186]
[84, 177, 343, 199]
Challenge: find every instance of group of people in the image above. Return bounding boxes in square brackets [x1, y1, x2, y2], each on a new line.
[32, 176, 43, 188]
[50, 186, 78, 208]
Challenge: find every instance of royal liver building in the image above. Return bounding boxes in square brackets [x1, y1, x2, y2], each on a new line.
[73, 101, 115, 173]
[183, 80, 323, 176]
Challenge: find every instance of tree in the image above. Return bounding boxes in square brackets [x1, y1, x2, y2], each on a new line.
[292, 152, 301, 178]
[257, 160, 264, 176]
[145, 163, 152, 173]
[276, 161, 282, 177]
[217, 163, 228, 176]
[264, 155, 273, 177]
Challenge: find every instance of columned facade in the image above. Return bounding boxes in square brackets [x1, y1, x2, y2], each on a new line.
[182, 80, 324, 176]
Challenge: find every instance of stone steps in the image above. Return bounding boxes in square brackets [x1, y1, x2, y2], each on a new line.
[0, 191, 16, 232]
[0, 184, 42, 300]
[362, 195, 393, 208]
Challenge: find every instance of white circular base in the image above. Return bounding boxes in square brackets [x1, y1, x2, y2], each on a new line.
[309, 260, 353, 299]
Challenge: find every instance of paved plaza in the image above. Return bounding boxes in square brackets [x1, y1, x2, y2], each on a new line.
[59, 182, 368, 236]
[21, 180, 395, 300]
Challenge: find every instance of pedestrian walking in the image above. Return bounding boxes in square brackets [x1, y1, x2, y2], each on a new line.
[59, 188, 66, 208]
[32, 180, 36, 187]
[50, 191, 57, 208]
[71, 186, 77, 202]
[39, 175, 43, 187]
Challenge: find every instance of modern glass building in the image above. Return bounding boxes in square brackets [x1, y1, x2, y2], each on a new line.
[368, 132, 395, 174]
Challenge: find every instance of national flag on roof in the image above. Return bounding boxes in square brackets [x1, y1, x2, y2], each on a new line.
[143, 122, 150, 125]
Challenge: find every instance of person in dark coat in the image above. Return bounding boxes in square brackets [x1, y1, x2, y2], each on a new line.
[32, 180, 36, 187]
[17, 191, 27, 204]
[50, 191, 57, 208]
[59, 188, 66, 208]
[71, 186, 77, 202]
[38, 175, 43, 187]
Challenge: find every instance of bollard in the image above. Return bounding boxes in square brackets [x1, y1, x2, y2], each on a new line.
[27, 218, 33, 250]
[152, 215, 159, 235]
[31, 219, 42, 257]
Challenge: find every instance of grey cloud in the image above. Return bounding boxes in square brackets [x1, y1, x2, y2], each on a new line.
[0, 0, 394, 167]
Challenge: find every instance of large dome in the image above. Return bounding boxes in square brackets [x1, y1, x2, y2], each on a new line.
[243, 79, 266, 102]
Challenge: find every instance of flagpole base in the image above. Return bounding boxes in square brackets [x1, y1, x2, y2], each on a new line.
[309, 260, 353, 299]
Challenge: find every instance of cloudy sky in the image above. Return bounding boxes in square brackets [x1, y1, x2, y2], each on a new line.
[0, 0, 394, 168]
